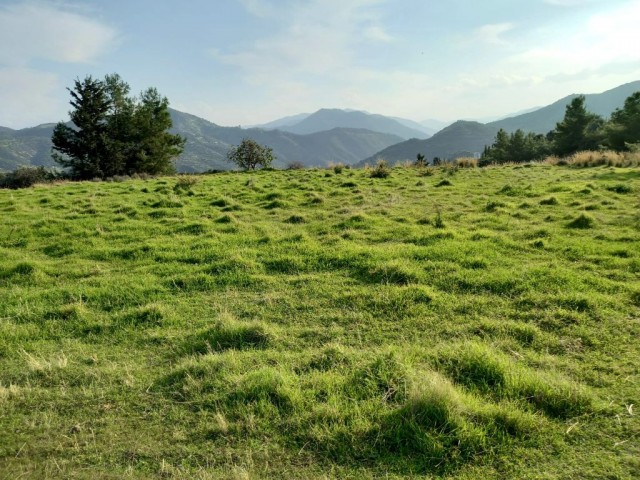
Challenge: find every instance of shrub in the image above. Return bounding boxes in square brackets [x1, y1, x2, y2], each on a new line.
[287, 161, 305, 170]
[370, 159, 391, 178]
[454, 157, 478, 168]
[332, 163, 345, 174]
[173, 175, 198, 193]
[417, 167, 435, 177]
[0, 166, 58, 189]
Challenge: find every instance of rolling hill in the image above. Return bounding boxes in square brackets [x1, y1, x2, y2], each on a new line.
[358, 121, 499, 166]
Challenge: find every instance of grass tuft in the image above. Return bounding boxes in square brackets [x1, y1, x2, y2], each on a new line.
[567, 213, 595, 229]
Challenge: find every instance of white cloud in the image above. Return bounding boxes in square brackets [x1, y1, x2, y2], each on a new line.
[0, 2, 119, 66]
[511, 2, 640, 74]
[473, 23, 515, 45]
[219, 0, 392, 80]
[0, 2, 119, 128]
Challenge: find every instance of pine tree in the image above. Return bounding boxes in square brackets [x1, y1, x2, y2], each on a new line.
[553, 96, 603, 157]
[606, 91, 640, 151]
[52, 76, 111, 179]
[52, 74, 185, 179]
[128, 88, 185, 175]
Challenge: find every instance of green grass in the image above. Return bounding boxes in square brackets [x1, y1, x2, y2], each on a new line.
[1, 163, 639, 479]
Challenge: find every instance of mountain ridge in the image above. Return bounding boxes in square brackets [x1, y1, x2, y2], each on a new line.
[360, 81, 640, 165]
[0, 109, 404, 172]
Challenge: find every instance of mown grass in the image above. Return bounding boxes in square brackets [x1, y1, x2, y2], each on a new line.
[1, 163, 639, 479]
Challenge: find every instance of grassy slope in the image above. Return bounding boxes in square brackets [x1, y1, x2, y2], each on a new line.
[0, 164, 639, 479]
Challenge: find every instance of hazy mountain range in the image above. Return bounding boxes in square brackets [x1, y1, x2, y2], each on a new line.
[1, 80, 638, 172]
[358, 80, 640, 165]
[253, 108, 433, 138]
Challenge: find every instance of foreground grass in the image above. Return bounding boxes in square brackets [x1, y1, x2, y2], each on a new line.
[1, 163, 639, 479]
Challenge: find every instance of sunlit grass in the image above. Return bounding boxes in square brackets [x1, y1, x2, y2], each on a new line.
[1, 163, 639, 478]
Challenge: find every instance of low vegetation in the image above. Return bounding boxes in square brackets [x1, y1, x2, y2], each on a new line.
[1, 162, 639, 478]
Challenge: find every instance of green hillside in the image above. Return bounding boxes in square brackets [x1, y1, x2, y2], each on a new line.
[0, 110, 403, 173]
[1, 164, 639, 478]
[490, 80, 640, 134]
[359, 120, 499, 165]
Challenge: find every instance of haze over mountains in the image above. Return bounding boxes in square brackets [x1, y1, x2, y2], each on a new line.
[1, 81, 638, 173]
[254, 109, 432, 139]
[359, 80, 640, 165]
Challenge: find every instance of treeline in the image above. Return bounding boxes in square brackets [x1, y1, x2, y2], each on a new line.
[481, 92, 640, 165]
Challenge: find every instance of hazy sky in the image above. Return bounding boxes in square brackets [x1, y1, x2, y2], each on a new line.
[1, 0, 639, 129]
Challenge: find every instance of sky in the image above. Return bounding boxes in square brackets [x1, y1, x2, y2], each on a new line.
[1, 0, 639, 129]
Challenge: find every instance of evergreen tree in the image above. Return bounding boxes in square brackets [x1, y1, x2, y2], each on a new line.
[480, 129, 550, 166]
[553, 96, 603, 157]
[606, 91, 640, 151]
[52, 76, 111, 179]
[128, 88, 185, 175]
[52, 74, 184, 179]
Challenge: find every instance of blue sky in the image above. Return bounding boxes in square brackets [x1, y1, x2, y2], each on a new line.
[1, 0, 639, 129]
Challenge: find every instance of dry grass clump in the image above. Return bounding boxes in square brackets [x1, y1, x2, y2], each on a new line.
[544, 150, 640, 167]
[454, 157, 478, 168]
[369, 159, 391, 178]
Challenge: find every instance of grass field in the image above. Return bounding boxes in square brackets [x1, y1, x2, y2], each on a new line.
[1, 163, 639, 479]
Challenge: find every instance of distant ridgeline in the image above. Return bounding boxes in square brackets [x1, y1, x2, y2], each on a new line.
[1, 80, 639, 172]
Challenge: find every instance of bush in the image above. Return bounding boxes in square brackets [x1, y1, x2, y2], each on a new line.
[454, 157, 478, 168]
[369, 159, 391, 178]
[0, 166, 58, 189]
[173, 175, 198, 193]
[332, 163, 345, 174]
[287, 161, 305, 170]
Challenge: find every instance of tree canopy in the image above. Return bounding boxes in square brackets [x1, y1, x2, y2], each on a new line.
[52, 74, 185, 179]
[226, 138, 275, 170]
[552, 95, 603, 157]
[606, 91, 640, 151]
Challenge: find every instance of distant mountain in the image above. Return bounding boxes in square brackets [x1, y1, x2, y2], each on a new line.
[362, 81, 640, 165]
[390, 116, 439, 136]
[273, 108, 431, 140]
[0, 124, 58, 171]
[490, 81, 640, 134]
[420, 119, 451, 132]
[248, 112, 310, 130]
[358, 121, 499, 166]
[0, 109, 404, 173]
